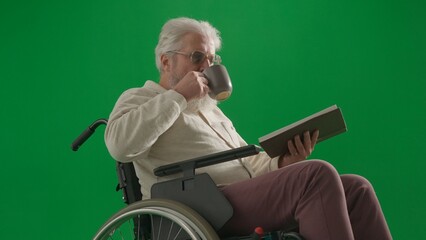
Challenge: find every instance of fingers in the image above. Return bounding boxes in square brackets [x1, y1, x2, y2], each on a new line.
[192, 72, 210, 97]
[304, 131, 311, 152]
[287, 139, 298, 156]
[173, 71, 210, 100]
[284, 136, 306, 167]
[198, 73, 210, 95]
[281, 130, 320, 168]
[294, 134, 307, 156]
[287, 135, 306, 157]
[198, 72, 208, 84]
[311, 129, 319, 148]
[288, 130, 319, 158]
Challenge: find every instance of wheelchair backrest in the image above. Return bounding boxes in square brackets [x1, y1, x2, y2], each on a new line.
[71, 118, 142, 205]
[116, 161, 142, 204]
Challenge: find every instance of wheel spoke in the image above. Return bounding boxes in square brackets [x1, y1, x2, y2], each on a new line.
[156, 216, 163, 240]
[118, 229, 124, 240]
[136, 215, 141, 240]
[93, 199, 219, 240]
[172, 227, 183, 240]
[166, 221, 172, 240]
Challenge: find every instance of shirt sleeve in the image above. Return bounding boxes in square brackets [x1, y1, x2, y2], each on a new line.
[235, 126, 280, 177]
[105, 87, 187, 162]
[243, 152, 280, 177]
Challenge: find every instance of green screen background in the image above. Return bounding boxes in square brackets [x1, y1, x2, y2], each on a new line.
[1, 0, 425, 239]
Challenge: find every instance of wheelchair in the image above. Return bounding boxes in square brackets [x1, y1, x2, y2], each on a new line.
[72, 119, 304, 240]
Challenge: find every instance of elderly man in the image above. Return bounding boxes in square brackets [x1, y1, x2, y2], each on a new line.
[105, 17, 392, 239]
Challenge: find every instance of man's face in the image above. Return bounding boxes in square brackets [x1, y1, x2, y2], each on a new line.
[169, 32, 215, 87]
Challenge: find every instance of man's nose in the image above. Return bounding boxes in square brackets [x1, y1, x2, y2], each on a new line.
[199, 58, 212, 71]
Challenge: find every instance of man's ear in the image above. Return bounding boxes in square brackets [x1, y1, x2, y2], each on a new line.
[160, 54, 171, 72]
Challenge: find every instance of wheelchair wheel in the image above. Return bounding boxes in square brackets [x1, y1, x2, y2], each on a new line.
[93, 198, 220, 240]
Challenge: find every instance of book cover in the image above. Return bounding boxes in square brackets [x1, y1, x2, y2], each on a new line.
[259, 105, 347, 158]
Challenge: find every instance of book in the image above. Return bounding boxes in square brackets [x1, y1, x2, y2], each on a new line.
[258, 105, 347, 158]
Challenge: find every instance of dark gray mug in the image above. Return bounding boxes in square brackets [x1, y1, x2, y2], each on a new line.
[203, 64, 233, 101]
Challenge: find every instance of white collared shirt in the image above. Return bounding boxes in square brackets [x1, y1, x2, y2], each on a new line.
[105, 80, 279, 198]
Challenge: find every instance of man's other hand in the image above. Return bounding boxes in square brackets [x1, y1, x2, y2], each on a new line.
[278, 130, 320, 168]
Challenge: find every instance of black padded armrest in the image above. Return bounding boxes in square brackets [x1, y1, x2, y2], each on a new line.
[153, 144, 261, 177]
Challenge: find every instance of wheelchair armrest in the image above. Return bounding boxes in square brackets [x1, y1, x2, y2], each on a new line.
[153, 144, 261, 177]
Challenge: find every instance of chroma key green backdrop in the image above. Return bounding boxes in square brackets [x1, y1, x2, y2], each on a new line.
[1, 0, 425, 239]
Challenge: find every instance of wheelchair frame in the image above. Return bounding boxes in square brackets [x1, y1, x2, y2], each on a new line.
[72, 119, 303, 240]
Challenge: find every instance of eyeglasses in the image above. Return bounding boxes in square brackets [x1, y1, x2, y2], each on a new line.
[167, 50, 222, 65]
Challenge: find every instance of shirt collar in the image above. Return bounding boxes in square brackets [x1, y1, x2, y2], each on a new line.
[143, 80, 166, 94]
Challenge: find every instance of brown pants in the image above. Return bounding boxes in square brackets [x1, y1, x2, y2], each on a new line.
[219, 160, 392, 240]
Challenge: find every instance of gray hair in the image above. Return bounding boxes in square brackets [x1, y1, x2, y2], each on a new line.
[155, 17, 222, 72]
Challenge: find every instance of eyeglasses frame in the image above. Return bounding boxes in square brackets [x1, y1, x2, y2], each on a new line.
[166, 50, 222, 65]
